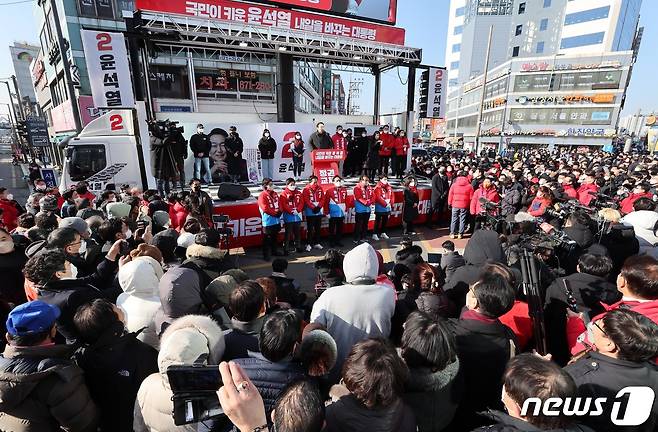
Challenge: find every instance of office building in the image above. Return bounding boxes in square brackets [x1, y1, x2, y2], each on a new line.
[445, 0, 466, 89]
[507, 0, 567, 59]
[9, 42, 40, 115]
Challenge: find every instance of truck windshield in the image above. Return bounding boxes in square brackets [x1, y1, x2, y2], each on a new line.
[69, 145, 107, 181]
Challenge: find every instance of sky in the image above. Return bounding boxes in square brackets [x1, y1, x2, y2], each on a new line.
[0, 0, 656, 118]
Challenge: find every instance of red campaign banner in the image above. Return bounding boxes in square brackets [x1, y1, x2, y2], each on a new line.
[214, 187, 431, 249]
[135, 0, 405, 45]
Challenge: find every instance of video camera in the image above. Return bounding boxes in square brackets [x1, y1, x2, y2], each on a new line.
[148, 119, 185, 139]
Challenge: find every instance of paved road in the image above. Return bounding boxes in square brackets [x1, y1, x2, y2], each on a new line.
[0, 144, 30, 205]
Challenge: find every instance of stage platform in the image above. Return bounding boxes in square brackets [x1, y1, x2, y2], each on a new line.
[202, 178, 434, 249]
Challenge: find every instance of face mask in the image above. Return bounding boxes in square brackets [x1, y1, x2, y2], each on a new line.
[426, 170, 432, 174]
[0, 240, 14, 254]
[410, 182, 416, 187]
[264, 133, 270, 138]
[78, 240, 87, 254]
[287, 185, 296, 191]
[342, 133, 348, 137]
[334, 181, 342, 187]
[124, 229, 133, 240]
[295, 135, 301, 140]
[384, 129, 389, 133]
[381, 179, 388, 185]
[69, 263, 78, 279]
[361, 133, 367, 137]
[36, 185, 46, 191]
[197, 128, 204, 134]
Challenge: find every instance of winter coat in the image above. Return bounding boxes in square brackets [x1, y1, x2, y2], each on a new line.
[430, 174, 449, 207]
[37, 258, 118, 342]
[323, 186, 349, 218]
[379, 132, 395, 157]
[74, 323, 158, 432]
[440, 251, 465, 284]
[133, 315, 225, 432]
[449, 314, 517, 430]
[233, 353, 306, 414]
[0, 246, 28, 305]
[183, 244, 232, 285]
[470, 186, 500, 215]
[527, 196, 552, 217]
[154, 267, 205, 336]
[499, 183, 523, 216]
[279, 188, 304, 223]
[355, 136, 369, 162]
[562, 184, 578, 200]
[621, 210, 658, 255]
[118, 257, 164, 350]
[599, 223, 640, 277]
[565, 351, 658, 432]
[258, 189, 281, 227]
[169, 202, 188, 231]
[448, 177, 474, 209]
[373, 182, 394, 213]
[620, 192, 653, 215]
[353, 183, 374, 213]
[150, 135, 178, 180]
[444, 230, 505, 310]
[189, 133, 211, 158]
[395, 135, 409, 156]
[258, 136, 277, 159]
[270, 274, 306, 308]
[365, 138, 382, 169]
[577, 183, 598, 206]
[187, 190, 213, 226]
[309, 131, 333, 150]
[303, 183, 325, 217]
[0, 344, 98, 432]
[471, 410, 595, 432]
[324, 394, 417, 432]
[395, 245, 424, 275]
[311, 243, 396, 370]
[403, 187, 419, 222]
[403, 358, 462, 432]
[221, 316, 265, 361]
[225, 134, 244, 176]
[0, 198, 20, 232]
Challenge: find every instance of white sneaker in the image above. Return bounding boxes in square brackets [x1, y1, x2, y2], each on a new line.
[380, 233, 390, 239]
[313, 244, 323, 250]
[372, 234, 380, 241]
[305, 244, 312, 252]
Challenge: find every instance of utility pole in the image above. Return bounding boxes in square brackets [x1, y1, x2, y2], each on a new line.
[474, 25, 494, 154]
[48, 0, 82, 132]
[346, 77, 363, 115]
[10, 75, 26, 119]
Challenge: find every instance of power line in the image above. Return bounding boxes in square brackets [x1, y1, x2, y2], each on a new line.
[0, 0, 32, 5]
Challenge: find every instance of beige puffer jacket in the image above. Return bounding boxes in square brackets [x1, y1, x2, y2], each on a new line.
[133, 315, 225, 432]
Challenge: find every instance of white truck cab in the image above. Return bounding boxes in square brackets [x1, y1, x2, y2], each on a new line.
[60, 103, 155, 193]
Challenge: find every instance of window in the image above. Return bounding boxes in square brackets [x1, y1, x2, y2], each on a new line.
[149, 65, 190, 99]
[564, 6, 610, 26]
[452, 43, 461, 53]
[68, 145, 107, 181]
[515, 24, 523, 36]
[543, 0, 551, 7]
[512, 46, 520, 57]
[450, 61, 460, 70]
[454, 25, 463, 35]
[518, 2, 526, 14]
[560, 32, 605, 49]
[455, 6, 465, 17]
[449, 78, 459, 87]
[77, 0, 115, 19]
[540, 18, 548, 31]
[536, 41, 545, 53]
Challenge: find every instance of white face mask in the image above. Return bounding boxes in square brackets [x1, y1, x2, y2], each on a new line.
[5, 194, 13, 201]
[295, 135, 301, 140]
[264, 133, 270, 138]
[78, 240, 87, 254]
[361, 133, 367, 138]
[0, 240, 14, 254]
[381, 179, 388, 185]
[70, 263, 78, 279]
[197, 128, 204, 134]
[410, 182, 416, 187]
[334, 181, 342, 187]
[287, 185, 297, 191]
[124, 229, 133, 240]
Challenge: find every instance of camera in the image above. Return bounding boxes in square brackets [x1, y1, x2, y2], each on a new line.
[166, 365, 224, 425]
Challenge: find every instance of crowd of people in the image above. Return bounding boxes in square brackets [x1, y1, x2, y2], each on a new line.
[0, 146, 658, 432]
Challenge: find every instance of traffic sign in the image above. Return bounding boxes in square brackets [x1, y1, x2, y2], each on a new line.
[26, 116, 50, 147]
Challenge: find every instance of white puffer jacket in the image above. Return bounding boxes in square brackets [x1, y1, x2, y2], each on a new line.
[118, 256, 164, 349]
[133, 315, 225, 432]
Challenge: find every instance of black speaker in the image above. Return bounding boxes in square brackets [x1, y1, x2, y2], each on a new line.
[216, 183, 251, 201]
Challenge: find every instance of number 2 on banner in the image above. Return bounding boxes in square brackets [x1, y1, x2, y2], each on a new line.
[110, 115, 123, 131]
[96, 33, 112, 51]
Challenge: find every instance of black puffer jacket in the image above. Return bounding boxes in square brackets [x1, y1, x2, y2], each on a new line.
[324, 394, 417, 432]
[258, 136, 277, 159]
[0, 344, 98, 432]
[471, 410, 595, 432]
[500, 183, 523, 216]
[0, 246, 27, 305]
[395, 245, 424, 274]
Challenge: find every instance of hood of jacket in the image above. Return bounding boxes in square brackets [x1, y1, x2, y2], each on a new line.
[0, 344, 78, 410]
[405, 357, 460, 393]
[453, 176, 470, 187]
[156, 267, 204, 335]
[564, 222, 594, 248]
[185, 244, 227, 262]
[463, 230, 504, 266]
[622, 211, 658, 244]
[343, 243, 379, 284]
[118, 256, 163, 297]
[158, 315, 225, 384]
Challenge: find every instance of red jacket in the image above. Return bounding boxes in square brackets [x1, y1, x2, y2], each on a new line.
[394, 136, 409, 155]
[379, 132, 395, 157]
[0, 199, 19, 232]
[373, 182, 394, 209]
[170, 202, 189, 231]
[528, 197, 552, 217]
[470, 186, 500, 215]
[331, 133, 343, 148]
[353, 184, 374, 208]
[332, 135, 347, 151]
[302, 184, 325, 211]
[577, 183, 598, 206]
[562, 184, 578, 200]
[499, 300, 532, 351]
[279, 188, 304, 214]
[323, 186, 350, 213]
[78, 191, 96, 203]
[258, 190, 280, 216]
[448, 177, 474, 209]
[620, 192, 653, 215]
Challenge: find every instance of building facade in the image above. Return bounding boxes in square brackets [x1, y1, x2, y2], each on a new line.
[507, 0, 567, 59]
[445, 0, 466, 89]
[9, 42, 40, 116]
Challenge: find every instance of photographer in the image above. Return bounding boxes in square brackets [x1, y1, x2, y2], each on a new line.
[149, 121, 178, 197]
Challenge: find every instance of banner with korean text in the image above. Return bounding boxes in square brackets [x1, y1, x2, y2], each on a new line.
[81, 30, 135, 108]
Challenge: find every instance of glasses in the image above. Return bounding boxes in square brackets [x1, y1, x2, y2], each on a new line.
[67, 241, 82, 248]
[592, 320, 606, 336]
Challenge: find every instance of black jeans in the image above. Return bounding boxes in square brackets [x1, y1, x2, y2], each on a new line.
[426, 200, 446, 226]
[396, 155, 407, 178]
[262, 225, 281, 259]
[390, 154, 398, 177]
[379, 157, 389, 175]
[354, 212, 370, 242]
[284, 221, 301, 251]
[292, 156, 303, 177]
[403, 220, 415, 235]
[374, 212, 389, 234]
[329, 217, 344, 245]
[306, 215, 322, 246]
